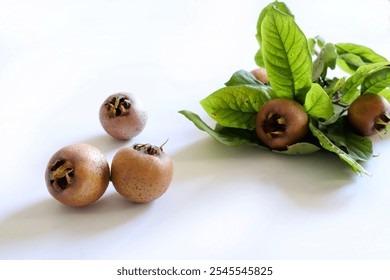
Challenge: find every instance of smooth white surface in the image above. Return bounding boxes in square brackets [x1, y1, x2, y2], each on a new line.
[1, 0, 390, 260]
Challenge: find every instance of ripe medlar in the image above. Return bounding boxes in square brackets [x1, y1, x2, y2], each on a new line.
[255, 98, 309, 150]
[250, 67, 269, 84]
[45, 143, 110, 207]
[99, 92, 148, 140]
[347, 93, 390, 136]
[111, 141, 174, 203]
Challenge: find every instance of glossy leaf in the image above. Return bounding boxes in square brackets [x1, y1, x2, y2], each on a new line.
[179, 110, 321, 154]
[324, 117, 373, 162]
[379, 88, 390, 102]
[337, 53, 365, 74]
[304, 83, 334, 120]
[255, 48, 265, 67]
[309, 123, 370, 175]
[255, 1, 294, 46]
[200, 85, 272, 130]
[261, 5, 312, 102]
[341, 62, 390, 104]
[361, 66, 390, 94]
[255, 1, 293, 68]
[179, 110, 263, 147]
[312, 43, 338, 81]
[274, 142, 320, 154]
[336, 43, 388, 64]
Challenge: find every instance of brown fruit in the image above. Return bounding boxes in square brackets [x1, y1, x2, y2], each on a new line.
[111, 141, 173, 203]
[45, 143, 110, 207]
[99, 92, 148, 140]
[251, 68, 269, 84]
[347, 93, 390, 136]
[255, 98, 309, 150]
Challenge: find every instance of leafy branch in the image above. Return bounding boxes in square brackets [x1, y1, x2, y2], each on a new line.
[179, 1, 390, 175]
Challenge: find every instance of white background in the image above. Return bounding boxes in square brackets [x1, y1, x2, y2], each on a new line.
[1, 0, 390, 260]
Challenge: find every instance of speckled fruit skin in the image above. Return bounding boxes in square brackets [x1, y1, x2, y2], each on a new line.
[111, 145, 174, 203]
[99, 92, 148, 140]
[45, 143, 110, 207]
[255, 98, 309, 150]
[347, 94, 390, 136]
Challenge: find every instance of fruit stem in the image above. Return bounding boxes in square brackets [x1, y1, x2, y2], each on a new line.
[160, 139, 169, 151]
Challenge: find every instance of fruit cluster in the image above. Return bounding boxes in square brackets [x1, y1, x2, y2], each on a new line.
[45, 93, 173, 207]
[253, 72, 390, 150]
[180, 1, 390, 175]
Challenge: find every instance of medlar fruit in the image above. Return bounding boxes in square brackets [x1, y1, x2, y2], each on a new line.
[347, 93, 390, 136]
[45, 143, 110, 207]
[99, 92, 148, 140]
[111, 141, 174, 203]
[251, 67, 269, 84]
[255, 98, 309, 150]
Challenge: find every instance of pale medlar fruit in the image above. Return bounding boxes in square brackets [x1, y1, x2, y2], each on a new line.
[45, 143, 110, 207]
[99, 92, 148, 140]
[111, 141, 174, 203]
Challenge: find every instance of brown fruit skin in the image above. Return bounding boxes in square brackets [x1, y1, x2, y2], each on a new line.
[255, 98, 309, 150]
[251, 68, 269, 84]
[45, 143, 110, 207]
[347, 94, 390, 136]
[99, 92, 148, 140]
[111, 144, 174, 204]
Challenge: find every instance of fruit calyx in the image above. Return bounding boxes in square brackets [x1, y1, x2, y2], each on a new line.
[105, 94, 131, 118]
[133, 143, 162, 156]
[133, 140, 168, 156]
[49, 159, 74, 192]
[374, 113, 390, 131]
[262, 112, 287, 138]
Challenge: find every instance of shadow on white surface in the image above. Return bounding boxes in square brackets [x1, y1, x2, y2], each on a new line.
[0, 192, 152, 250]
[172, 138, 358, 209]
[79, 133, 129, 155]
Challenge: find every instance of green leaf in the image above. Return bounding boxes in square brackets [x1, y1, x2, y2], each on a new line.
[312, 43, 337, 81]
[274, 142, 320, 155]
[361, 66, 390, 94]
[214, 124, 265, 147]
[304, 83, 334, 120]
[261, 5, 312, 102]
[309, 123, 370, 175]
[336, 43, 388, 64]
[308, 38, 316, 56]
[200, 85, 272, 130]
[179, 110, 321, 154]
[256, 1, 294, 46]
[254, 48, 265, 68]
[336, 53, 366, 74]
[324, 117, 373, 162]
[341, 62, 390, 104]
[378, 88, 390, 102]
[179, 110, 263, 147]
[319, 103, 347, 126]
[308, 36, 326, 57]
[255, 1, 293, 68]
[315, 36, 325, 48]
[225, 70, 263, 87]
[323, 77, 346, 99]
[312, 56, 325, 81]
